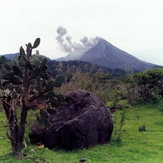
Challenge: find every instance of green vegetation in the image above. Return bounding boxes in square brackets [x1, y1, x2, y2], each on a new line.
[1, 39, 163, 162]
[0, 38, 65, 157]
[0, 103, 163, 162]
[48, 60, 126, 79]
[134, 68, 163, 102]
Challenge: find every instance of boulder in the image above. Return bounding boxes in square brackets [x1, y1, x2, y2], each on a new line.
[29, 124, 46, 144]
[29, 90, 114, 150]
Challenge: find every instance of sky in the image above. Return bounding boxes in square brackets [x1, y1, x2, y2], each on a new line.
[1, 0, 163, 65]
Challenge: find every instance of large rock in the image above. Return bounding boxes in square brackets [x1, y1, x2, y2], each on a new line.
[29, 124, 46, 144]
[29, 90, 114, 150]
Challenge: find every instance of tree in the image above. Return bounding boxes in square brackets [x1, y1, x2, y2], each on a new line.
[0, 38, 65, 157]
[134, 68, 163, 102]
[0, 55, 8, 64]
[0, 56, 8, 69]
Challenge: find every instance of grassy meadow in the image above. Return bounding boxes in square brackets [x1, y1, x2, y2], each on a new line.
[0, 103, 163, 163]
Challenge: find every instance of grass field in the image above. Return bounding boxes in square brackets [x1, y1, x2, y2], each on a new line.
[0, 104, 163, 163]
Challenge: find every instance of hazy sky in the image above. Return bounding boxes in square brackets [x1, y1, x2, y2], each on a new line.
[1, 0, 163, 65]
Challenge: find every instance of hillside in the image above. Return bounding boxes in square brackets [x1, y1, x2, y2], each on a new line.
[0, 53, 50, 61]
[0, 53, 20, 60]
[56, 38, 157, 71]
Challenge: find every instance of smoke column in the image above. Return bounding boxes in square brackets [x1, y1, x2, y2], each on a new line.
[56, 26, 99, 54]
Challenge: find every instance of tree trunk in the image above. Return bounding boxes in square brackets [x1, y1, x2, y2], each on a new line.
[3, 100, 28, 156]
[9, 115, 20, 155]
[18, 105, 28, 153]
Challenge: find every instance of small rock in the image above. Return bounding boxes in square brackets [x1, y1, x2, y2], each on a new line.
[139, 126, 145, 131]
[136, 115, 140, 119]
[80, 158, 87, 163]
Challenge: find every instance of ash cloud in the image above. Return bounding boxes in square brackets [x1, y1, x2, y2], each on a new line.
[56, 26, 99, 54]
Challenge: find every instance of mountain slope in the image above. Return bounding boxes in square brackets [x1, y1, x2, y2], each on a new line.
[0, 53, 20, 60]
[0, 53, 50, 60]
[57, 38, 157, 71]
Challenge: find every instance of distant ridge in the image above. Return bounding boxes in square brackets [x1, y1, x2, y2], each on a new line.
[56, 38, 157, 71]
[0, 53, 50, 60]
[0, 53, 20, 60]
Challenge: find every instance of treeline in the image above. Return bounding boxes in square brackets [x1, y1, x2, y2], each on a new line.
[48, 60, 126, 79]
[1, 54, 163, 104]
[56, 65, 163, 105]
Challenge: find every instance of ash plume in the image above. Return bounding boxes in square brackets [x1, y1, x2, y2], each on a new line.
[56, 26, 99, 54]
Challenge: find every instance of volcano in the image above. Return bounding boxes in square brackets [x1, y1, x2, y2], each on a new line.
[56, 38, 157, 71]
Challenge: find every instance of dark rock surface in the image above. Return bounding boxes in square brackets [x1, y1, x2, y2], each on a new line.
[29, 124, 46, 144]
[29, 90, 114, 150]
